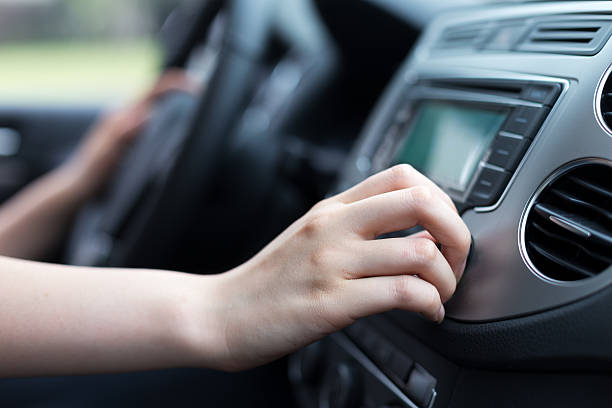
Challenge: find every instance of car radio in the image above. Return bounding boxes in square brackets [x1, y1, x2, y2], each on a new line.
[364, 77, 561, 211]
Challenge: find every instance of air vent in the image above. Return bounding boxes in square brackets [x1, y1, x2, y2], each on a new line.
[598, 66, 612, 134]
[523, 161, 612, 281]
[436, 24, 489, 50]
[517, 20, 612, 55]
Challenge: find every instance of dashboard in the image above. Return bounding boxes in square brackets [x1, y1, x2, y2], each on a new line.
[291, 2, 612, 407]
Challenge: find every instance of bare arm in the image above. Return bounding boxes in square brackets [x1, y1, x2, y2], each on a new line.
[0, 255, 225, 377]
[0, 165, 89, 260]
[0, 165, 471, 377]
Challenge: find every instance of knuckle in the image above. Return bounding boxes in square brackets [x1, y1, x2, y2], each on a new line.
[408, 186, 433, 208]
[309, 246, 335, 269]
[310, 197, 332, 211]
[301, 210, 333, 237]
[390, 164, 414, 188]
[392, 275, 414, 304]
[411, 238, 438, 264]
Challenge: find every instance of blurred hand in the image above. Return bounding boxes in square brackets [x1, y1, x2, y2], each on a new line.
[204, 164, 471, 371]
[63, 69, 198, 199]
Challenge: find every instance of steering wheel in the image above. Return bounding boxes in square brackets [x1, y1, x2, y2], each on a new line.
[65, 0, 337, 270]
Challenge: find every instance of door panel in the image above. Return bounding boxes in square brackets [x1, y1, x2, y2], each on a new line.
[0, 106, 99, 203]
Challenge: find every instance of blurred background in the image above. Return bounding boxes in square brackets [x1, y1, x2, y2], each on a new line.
[0, 0, 183, 106]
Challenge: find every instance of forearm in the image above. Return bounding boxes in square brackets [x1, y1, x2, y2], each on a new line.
[0, 163, 88, 260]
[0, 165, 471, 378]
[0, 255, 224, 378]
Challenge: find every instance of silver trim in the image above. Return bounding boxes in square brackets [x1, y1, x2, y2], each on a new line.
[498, 130, 524, 140]
[518, 157, 612, 286]
[594, 63, 612, 137]
[331, 332, 430, 408]
[549, 215, 592, 238]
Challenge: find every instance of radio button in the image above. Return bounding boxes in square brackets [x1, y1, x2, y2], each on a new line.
[468, 167, 511, 206]
[520, 83, 561, 105]
[405, 363, 437, 408]
[501, 106, 549, 138]
[387, 351, 414, 383]
[487, 134, 531, 170]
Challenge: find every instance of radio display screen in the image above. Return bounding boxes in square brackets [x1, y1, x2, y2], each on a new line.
[394, 101, 508, 193]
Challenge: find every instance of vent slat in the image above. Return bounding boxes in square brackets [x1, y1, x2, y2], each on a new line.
[538, 26, 600, 33]
[527, 242, 597, 278]
[550, 188, 612, 223]
[568, 176, 612, 200]
[532, 222, 612, 264]
[534, 203, 612, 246]
[529, 37, 592, 44]
[524, 162, 612, 281]
[529, 32, 597, 41]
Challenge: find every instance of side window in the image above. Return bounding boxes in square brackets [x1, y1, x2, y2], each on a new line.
[0, 0, 180, 106]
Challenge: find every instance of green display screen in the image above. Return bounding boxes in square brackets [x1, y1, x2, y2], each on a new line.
[394, 101, 508, 192]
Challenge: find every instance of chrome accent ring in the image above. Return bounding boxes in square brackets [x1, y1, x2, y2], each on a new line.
[518, 157, 612, 286]
[594, 63, 612, 136]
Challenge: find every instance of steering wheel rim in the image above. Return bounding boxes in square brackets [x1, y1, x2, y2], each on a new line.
[65, 0, 278, 268]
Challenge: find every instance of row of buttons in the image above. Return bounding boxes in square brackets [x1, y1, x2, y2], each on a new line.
[468, 84, 559, 206]
[345, 323, 436, 408]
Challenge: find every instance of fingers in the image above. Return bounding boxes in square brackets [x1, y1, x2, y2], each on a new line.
[409, 230, 436, 242]
[145, 69, 199, 102]
[99, 104, 149, 144]
[345, 186, 471, 279]
[348, 237, 456, 302]
[340, 275, 444, 322]
[332, 164, 457, 213]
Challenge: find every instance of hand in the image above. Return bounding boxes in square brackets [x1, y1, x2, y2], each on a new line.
[62, 69, 198, 199]
[205, 165, 471, 371]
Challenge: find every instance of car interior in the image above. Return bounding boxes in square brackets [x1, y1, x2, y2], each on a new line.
[0, 0, 611, 407]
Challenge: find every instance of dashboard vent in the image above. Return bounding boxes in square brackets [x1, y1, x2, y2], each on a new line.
[516, 20, 612, 55]
[524, 162, 612, 281]
[436, 24, 489, 50]
[599, 68, 612, 133]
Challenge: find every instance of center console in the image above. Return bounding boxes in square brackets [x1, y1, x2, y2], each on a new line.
[291, 2, 612, 407]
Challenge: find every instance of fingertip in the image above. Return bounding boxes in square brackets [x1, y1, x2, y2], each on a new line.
[436, 304, 445, 324]
[456, 235, 474, 282]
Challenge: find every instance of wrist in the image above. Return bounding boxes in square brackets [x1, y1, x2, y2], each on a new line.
[174, 272, 236, 371]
